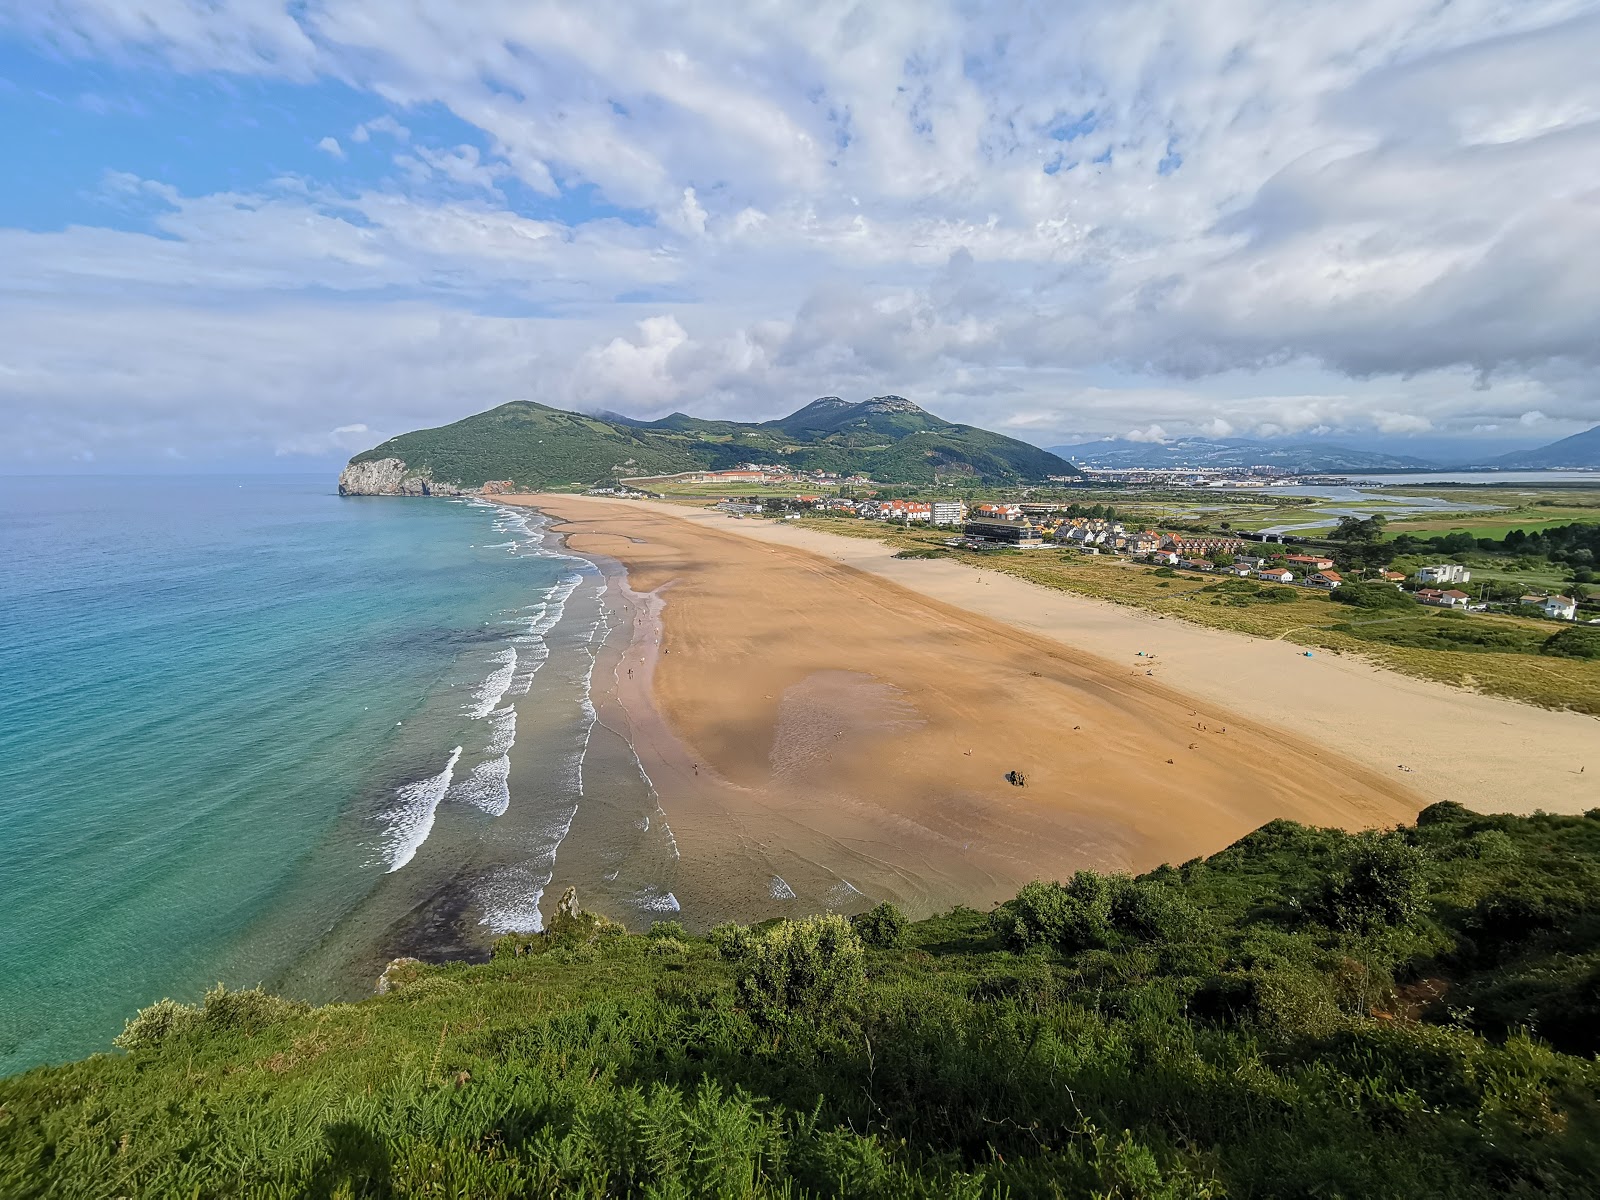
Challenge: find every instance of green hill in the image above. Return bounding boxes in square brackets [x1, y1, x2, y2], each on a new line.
[6, 804, 1600, 1197]
[340, 397, 1077, 493]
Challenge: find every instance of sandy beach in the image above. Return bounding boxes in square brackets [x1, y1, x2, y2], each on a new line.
[496, 494, 1455, 924]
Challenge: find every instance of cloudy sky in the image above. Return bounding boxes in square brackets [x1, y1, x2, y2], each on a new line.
[4, 0, 1600, 470]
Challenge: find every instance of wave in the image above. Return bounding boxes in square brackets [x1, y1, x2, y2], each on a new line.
[467, 647, 517, 719]
[380, 746, 463, 872]
[769, 876, 797, 901]
[634, 885, 681, 915]
[451, 753, 510, 817]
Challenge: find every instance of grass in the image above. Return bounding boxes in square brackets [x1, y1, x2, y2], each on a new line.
[785, 517, 1600, 715]
[6, 807, 1600, 1197]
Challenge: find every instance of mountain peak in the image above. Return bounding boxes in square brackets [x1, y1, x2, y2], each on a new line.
[860, 395, 924, 415]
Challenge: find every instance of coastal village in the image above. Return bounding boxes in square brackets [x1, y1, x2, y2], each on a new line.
[589, 463, 1592, 624]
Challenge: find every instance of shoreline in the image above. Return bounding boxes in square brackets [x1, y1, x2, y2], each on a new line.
[504, 493, 1428, 925]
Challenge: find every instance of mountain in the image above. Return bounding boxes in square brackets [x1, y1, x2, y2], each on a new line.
[1481, 424, 1600, 469]
[340, 396, 1077, 493]
[1048, 436, 1439, 472]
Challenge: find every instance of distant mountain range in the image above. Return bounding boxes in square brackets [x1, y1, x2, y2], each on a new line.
[1052, 427, 1600, 472]
[1047, 436, 1439, 472]
[1482, 424, 1600, 469]
[340, 396, 1077, 493]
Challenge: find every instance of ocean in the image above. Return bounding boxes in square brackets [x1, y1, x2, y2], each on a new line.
[0, 475, 671, 1075]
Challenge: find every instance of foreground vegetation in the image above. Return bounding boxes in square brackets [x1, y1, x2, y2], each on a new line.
[5, 806, 1600, 1197]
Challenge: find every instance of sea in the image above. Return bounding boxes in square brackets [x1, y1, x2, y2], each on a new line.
[0, 474, 675, 1076]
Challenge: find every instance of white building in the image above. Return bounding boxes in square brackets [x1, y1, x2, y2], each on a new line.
[1544, 595, 1578, 621]
[1418, 564, 1471, 585]
[931, 501, 965, 526]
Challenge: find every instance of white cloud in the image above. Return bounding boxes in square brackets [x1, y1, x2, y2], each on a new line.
[1124, 424, 1170, 444]
[3, 0, 1600, 464]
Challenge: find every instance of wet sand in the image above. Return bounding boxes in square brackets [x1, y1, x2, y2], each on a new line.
[510, 494, 1426, 924]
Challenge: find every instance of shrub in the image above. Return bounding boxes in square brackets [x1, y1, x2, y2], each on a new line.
[1151, 566, 1177, 577]
[736, 914, 865, 1026]
[1112, 879, 1209, 945]
[114, 984, 307, 1052]
[992, 874, 1115, 952]
[648, 920, 688, 940]
[648, 937, 689, 957]
[709, 922, 758, 961]
[1541, 625, 1600, 659]
[1330, 582, 1418, 611]
[1312, 833, 1428, 932]
[850, 901, 909, 948]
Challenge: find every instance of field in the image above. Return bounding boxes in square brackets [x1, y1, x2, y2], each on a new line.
[790, 517, 1600, 714]
[6, 806, 1600, 1197]
[1382, 487, 1600, 538]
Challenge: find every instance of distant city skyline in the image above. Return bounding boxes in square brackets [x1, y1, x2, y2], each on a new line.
[3, 2, 1599, 470]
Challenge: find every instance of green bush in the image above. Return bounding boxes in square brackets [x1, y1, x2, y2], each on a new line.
[1541, 625, 1600, 659]
[1312, 832, 1428, 932]
[648, 920, 688, 940]
[993, 874, 1115, 952]
[1330, 582, 1419, 611]
[708, 921, 758, 962]
[850, 901, 909, 948]
[736, 914, 865, 1026]
[115, 984, 307, 1052]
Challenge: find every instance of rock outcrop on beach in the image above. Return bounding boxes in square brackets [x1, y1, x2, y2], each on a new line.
[337, 457, 514, 497]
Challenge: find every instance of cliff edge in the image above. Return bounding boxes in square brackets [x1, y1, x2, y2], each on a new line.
[338, 457, 513, 497]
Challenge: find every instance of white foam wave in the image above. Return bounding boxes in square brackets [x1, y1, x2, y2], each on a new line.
[635, 886, 681, 914]
[826, 879, 866, 906]
[467, 647, 517, 719]
[475, 863, 545, 934]
[769, 875, 797, 901]
[380, 746, 463, 872]
[485, 705, 516, 756]
[451, 753, 510, 817]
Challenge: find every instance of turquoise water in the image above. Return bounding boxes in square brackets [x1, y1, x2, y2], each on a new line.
[0, 475, 609, 1074]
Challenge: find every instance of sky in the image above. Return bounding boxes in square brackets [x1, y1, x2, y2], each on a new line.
[3, 0, 1600, 471]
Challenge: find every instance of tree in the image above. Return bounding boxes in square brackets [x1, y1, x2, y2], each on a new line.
[1330, 581, 1418, 611]
[1334, 515, 1387, 543]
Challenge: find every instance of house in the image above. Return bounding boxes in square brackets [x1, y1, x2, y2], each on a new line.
[1177, 558, 1215, 571]
[1127, 532, 1162, 554]
[1234, 555, 1265, 569]
[1174, 537, 1247, 557]
[1286, 554, 1335, 571]
[1378, 570, 1407, 584]
[1543, 595, 1578, 621]
[1307, 570, 1343, 589]
[1418, 588, 1469, 608]
[974, 503, 1023, 520]
[1256, 568, 1294, 583]
[1418, 564, 1471, 585]
[876, 500, 932, 522]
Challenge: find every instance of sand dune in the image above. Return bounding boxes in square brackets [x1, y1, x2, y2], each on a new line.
[503, 494, 1438, 923]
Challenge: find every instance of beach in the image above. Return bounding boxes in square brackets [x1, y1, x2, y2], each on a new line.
[502, 494, 1443, 925]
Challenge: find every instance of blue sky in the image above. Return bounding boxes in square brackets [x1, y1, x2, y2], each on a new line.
[3, 0, 1599, 470]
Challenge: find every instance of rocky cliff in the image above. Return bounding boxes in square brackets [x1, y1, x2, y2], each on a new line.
[337, 458, 515, 497]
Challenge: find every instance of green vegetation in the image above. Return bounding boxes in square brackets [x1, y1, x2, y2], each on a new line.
[349, 397, 1077, 490]
[1329, 581, 1419, 611]
[1333, 615, 1550, 655]
[1542, 625, 1600, 660]
[7, 809, 1600, 1197]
